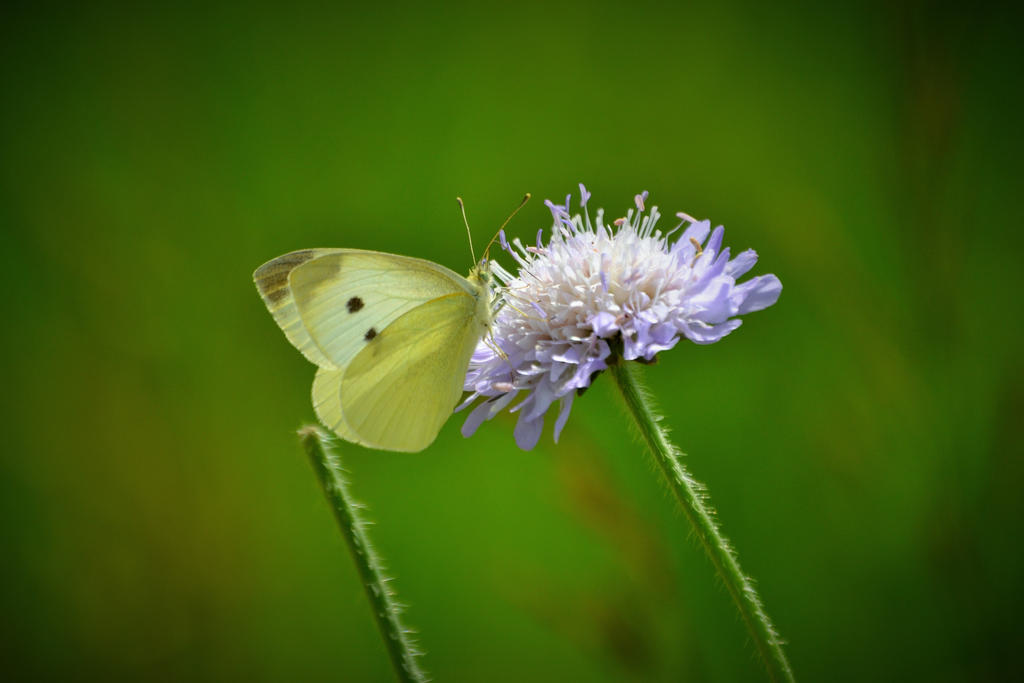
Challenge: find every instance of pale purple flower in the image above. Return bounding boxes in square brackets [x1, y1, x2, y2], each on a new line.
[459, 187, 782, 450]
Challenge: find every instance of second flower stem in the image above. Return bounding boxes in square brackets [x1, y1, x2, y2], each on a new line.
[609, 360, 795, 683]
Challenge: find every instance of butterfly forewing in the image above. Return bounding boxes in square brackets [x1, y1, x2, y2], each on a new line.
[288, 251, 475, 370]
[254, 248, 344, 369]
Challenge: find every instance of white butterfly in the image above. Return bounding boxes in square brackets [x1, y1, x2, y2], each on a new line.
[254, 248, 495, 452]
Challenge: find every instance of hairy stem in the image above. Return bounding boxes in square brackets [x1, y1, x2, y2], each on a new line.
[299, 426, 428, 683]
[609, 361, 795, 682]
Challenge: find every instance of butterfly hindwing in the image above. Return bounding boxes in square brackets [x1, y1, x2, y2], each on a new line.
[311, 366, 364, 446]
[334, 292, 482, 452]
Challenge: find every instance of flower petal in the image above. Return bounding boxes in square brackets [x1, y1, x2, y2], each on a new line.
[682, 318, 743, 344]
[591, 311, 618, 336]
[735, 274, 782, 314]
[461, 400, 494, 437]
[553, 394, 575, 442]
[681, 219, 711, 246]
[726, 249, 758, 278]
[514, 413, 544, 450]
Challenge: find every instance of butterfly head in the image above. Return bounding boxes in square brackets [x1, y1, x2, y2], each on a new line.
[468, 256, 495, 294]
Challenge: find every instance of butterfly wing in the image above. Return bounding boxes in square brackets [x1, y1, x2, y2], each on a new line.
[254, 249, 477, 369]
[254, 248, 487, 451]
[314, 291, 483, 452]
[254, 249, 343, 369]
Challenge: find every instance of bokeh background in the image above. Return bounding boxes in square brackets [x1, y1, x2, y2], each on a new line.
[2, 1, 1022, 681]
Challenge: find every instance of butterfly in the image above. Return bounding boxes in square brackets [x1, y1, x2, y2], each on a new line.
[253, 196, 527, 452]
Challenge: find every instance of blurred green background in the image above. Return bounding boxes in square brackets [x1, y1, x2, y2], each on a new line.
[2, 1, 1022, 681]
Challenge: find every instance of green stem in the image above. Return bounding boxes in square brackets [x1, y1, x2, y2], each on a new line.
[299, 426, 428, 683]
[608, 361, 795, 682]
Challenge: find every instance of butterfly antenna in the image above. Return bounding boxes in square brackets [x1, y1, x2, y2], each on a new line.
[456, 197, 476, 265]
[483, 193, 531, 259]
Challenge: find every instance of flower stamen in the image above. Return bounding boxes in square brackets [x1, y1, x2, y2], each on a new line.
[689, 236, 704, 266]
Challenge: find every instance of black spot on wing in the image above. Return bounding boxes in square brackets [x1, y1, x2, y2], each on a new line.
[347, 296, 364, 313]
[364, 327, 377, 341]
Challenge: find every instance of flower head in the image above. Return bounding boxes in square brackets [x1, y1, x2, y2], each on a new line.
[460, 187, 782, 450]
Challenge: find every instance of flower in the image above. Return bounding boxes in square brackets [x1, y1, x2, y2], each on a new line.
[459, 185, 782, 450]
